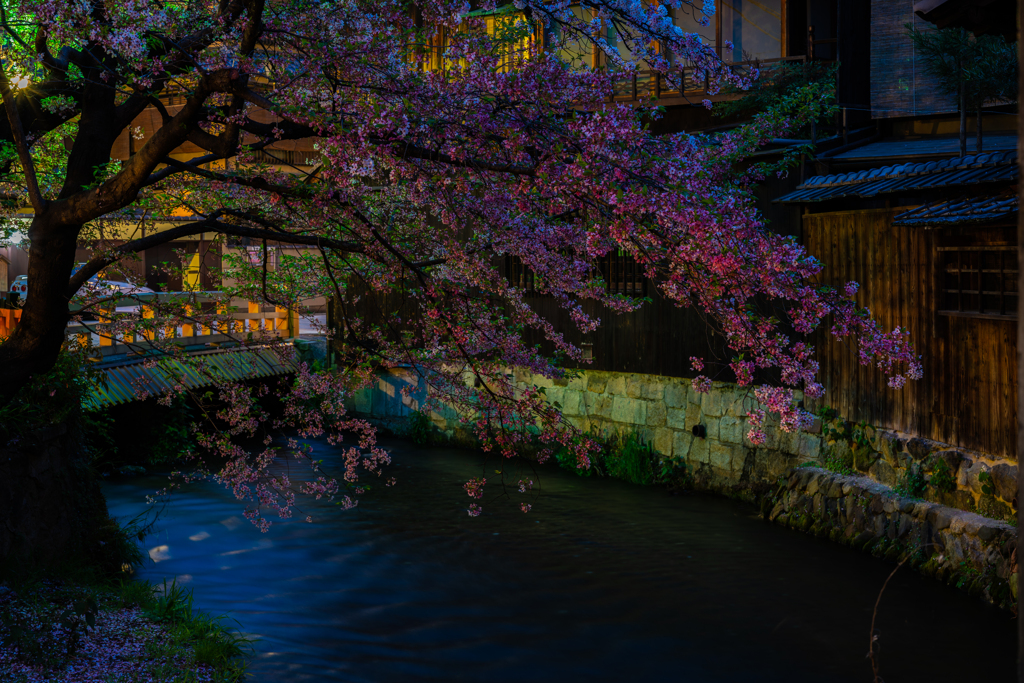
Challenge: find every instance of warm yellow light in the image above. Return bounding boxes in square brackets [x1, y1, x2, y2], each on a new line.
[12, 75, 29, 90]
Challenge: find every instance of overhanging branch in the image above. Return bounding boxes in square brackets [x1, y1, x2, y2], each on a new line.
[66, 213, 365, 299]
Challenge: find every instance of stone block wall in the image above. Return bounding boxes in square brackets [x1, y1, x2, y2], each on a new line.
[347, 367, 481, 447]
[512, 369, 820, 493]
[347, 367, 1018, 524]
[769, 467, 1016, 610]
[347, 367, 820, 489]
[820, 420, 1019, 524]
[347, 366, 1021, 609]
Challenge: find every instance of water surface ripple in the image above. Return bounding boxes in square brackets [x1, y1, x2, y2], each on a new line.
[103, 438, 1014, 682]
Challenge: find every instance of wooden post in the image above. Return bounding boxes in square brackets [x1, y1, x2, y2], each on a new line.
[780, 0, 787, 57]
[142, 305, 156, 341]
[249, 301, 262, 334]
[182, 305, 194, 338]
[274, 305, 289, 335]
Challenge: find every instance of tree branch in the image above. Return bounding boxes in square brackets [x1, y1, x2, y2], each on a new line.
[0, 71, 46, 213]
[56, 68, 246, 225]
[65, 213, 365, 299]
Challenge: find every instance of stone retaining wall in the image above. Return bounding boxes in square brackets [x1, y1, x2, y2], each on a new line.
[769, 467, 1017, 610]
[348, 367, 1018, 521]
[514, 368, 821, 490]
[347, 366, 1020, 608]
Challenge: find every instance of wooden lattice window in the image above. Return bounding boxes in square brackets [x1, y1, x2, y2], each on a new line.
[504, 255, 544, 296]
[600, 249, 646, 297]
[938, 246, 1018, 319]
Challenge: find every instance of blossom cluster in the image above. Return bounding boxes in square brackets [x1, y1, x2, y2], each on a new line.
[0, 0, 923, 521]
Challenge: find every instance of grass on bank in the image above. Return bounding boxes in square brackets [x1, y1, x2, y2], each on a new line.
[553, 429, 690, 487]
[0, 346, 254, 681]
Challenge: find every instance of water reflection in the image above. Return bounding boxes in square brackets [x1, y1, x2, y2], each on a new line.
[103, 438, 1014, 682]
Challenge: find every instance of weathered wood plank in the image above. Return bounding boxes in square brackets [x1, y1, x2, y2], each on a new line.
[798, 207, 1017, 459]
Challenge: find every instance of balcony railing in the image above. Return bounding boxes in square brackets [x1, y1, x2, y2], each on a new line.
[606, 55, 808, 104]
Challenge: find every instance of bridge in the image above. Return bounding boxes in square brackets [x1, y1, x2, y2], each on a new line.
[0, 294, 314, 408]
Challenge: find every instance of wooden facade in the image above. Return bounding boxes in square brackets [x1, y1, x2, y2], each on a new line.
[517, 294, 729, 379]
[802, 207, 1018, 458]
[332, 269, 726, 380]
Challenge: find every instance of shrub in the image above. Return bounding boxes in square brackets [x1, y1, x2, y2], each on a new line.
[113, 578, 254, 681]
[979, 471, 996, 497]
[604, 431, 656, 485]
[821, 444, 854, 475]
[929, 459, 957, 494]
[405, 410, 435, 446]
[148, 394, 196, 465]
[553, 429, 657, 485]
[895, 469, 927, 499]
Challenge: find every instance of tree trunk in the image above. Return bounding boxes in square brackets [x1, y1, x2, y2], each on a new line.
[0, 215, 82, 406]
[0, 419, 111, 571]
[0, 213, 115, 571]
[0, 236, 126, 564]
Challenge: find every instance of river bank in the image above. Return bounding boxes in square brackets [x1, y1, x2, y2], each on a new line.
[0, 574, 251, 682]
[349, 368, 1019, 610]
[103, 437, 1016, 682]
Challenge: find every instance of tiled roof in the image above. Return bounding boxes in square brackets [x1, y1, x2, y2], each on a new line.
[830, 134, 1018, 160]
[775, 149, 1018, 203]
[891, 193, 1018, 227]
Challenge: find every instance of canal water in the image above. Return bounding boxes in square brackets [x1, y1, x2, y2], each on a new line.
[103, 437, 1015, 682]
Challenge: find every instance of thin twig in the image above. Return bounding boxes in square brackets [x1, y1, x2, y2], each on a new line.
[867, 553, 920, 683]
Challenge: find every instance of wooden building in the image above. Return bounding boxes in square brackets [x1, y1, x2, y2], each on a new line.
[778, 148, 1018, 458]
[335, 1, 1020, 464]
[65, 98, 322, 295]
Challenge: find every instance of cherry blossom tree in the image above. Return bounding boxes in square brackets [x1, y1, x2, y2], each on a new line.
[0, 0, 920, 543]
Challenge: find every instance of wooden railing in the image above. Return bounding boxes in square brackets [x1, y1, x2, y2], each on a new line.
[0, 294, 300, 359]
[606, 55, 807, 104]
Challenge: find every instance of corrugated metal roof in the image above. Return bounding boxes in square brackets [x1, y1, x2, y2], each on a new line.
[892, 193, 1019, 227]
[775, 149, 1018, 203]
[87, 345, 297, 408]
